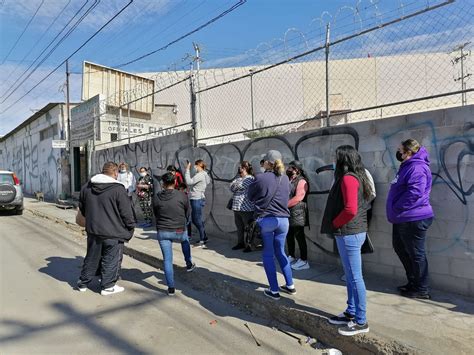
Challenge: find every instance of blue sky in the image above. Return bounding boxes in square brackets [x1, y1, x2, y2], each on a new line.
[0, 0, 472, 135]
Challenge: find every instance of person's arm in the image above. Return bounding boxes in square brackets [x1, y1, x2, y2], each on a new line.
[79, 186, 86, 215]
[332, 175, 359, 229]
[129, 173, 136, 193]
[184, 168, 195, 186]
[288, 179, 308, 208]
[185, 170, 204, 187]
[182, 192, 190, 220]
[230, 177, 246, 192]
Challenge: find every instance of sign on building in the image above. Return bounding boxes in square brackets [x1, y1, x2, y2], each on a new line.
[52, 140, 68, 149]
[70, 94, 106, 147]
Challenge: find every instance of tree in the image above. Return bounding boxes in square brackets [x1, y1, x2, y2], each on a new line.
[242, 120, 286, 139]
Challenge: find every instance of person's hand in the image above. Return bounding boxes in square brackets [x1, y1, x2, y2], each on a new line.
[186, 161, 192, 170]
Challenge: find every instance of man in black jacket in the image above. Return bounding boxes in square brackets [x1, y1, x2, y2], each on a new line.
[77, 162, 135, 295]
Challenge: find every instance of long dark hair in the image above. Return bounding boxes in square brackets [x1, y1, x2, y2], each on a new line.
[334, 145, 371, 201]
[240, 161, 254, 176]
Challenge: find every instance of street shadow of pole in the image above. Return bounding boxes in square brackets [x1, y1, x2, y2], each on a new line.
[0, 299, 159, 354]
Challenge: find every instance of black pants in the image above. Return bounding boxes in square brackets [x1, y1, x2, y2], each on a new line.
[79, 235, 123, 290]
[287, 226, 307, 261]
[392, 218, 433, 293]
[234, 211, 254, 245]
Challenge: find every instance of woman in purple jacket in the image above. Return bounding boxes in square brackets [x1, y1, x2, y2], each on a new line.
[386, 139, 434, 299]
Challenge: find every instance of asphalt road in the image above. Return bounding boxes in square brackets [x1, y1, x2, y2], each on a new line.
[0, 211, 325, 354]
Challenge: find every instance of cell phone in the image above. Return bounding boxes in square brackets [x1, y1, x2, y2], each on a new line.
[186, 159, 190, 164]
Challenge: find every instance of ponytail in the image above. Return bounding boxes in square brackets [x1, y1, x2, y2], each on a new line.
[273, 159, 285, 176]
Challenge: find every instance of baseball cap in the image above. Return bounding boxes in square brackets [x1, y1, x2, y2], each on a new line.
[263, 150, 282, 164]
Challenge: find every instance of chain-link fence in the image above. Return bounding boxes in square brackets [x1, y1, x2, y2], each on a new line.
[194, 0, 474, 144]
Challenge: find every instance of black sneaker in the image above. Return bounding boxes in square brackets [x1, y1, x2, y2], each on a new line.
[243, 246, 252, 253]
[263, 289, 280, 300]
[338, 321, 369, 336]
[397, 283, 414, 292]
[232, 243, 245, 250]
[401, 290, 431, 299]
[168, 287, 175, 296]
[328, 312, 355, 325]
[279, 285, 297, 295]
[186, 263, 196, 272]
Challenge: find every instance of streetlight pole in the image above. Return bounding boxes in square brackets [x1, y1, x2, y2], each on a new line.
[325, 23, 331, 127]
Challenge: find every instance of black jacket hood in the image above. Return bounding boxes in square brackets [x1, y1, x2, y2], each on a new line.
[90, 174, 125, 194]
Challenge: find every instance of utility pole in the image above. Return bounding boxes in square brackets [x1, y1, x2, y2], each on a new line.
[193, 42, 203, 129]
[325, 23, 331, 127]
[66, 60, 71, 146]
[451, 42, 472, 106]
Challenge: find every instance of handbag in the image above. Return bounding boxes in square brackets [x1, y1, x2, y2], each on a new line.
[361, 232, 374, 254]
[76, 208, 86, 227]
[244, 176, 282, 250]
[226, 198, 233, 210]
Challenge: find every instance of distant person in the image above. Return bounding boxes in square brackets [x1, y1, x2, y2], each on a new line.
[286, 160, 310, 271]
[136, 167, 153, 228]
[248, 150, 295, 300]
[322, 145, 371, 336]
[185, 159, 211, 247]
[153, 172, 195, 296]
[387, 139, 434, 299]
[229, 161, 255, 251]
[167, 165, 184, 188]
[76, 162, 135, 295]
[117, 162, 137, 200]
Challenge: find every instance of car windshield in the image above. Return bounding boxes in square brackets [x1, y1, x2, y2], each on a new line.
[0, 173, 14, 184]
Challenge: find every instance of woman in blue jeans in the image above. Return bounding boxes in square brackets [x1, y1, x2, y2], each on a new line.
[185, 159, 211, 247]
[153, 172, 196, 295]
[248, 150, 295, 300]
[321, 145, 372, 336]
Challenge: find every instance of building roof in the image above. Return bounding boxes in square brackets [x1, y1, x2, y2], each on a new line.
[0, 102, 77, 143]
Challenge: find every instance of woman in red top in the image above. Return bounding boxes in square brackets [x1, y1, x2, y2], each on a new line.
[321, 145, 372, 337]
[167, 166, 184, 188]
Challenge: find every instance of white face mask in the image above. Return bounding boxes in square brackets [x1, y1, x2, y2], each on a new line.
[120, 170, 127, 174]
[260, 167, 266, 173]
[139, 172, 147, 177]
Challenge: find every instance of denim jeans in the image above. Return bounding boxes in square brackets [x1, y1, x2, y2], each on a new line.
[190, 199, 207, 241]
[157, 230, 193, 288]
[392, 217, 433, 293]
[258, 216, 293, 292]
[335, 232, 367, 325]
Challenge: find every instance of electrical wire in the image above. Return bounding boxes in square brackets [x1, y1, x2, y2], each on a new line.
[0, 0, 134, 116]
[2, 0, 72, 85]
[1, 0, 45, 65]
[0, 0, 100, 104]
[0, 0, 92, 99]
[114, 0, 246, 69]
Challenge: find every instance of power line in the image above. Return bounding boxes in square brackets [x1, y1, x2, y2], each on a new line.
[114, 0, 246, 69]
[2, 0, 72, 85]
[1, 0, 45, 65]
[0, 0, 134, 115]
[0, 0, 100, 104]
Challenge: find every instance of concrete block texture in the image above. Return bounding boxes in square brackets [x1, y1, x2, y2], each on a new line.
[85, 104, 474, 297]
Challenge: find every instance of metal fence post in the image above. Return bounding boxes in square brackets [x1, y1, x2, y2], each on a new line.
[190, 75, 198, 147]
[325, 23, 331, 127]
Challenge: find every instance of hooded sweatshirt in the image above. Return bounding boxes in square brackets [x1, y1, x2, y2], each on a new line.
[79, 174, 135, 240]
[153, 189, 190, 231]
[185, 169, 211, 200]
[386, 146, 434, 224]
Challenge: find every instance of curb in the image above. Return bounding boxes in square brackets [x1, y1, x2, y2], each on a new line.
[26, 207, 417, 355]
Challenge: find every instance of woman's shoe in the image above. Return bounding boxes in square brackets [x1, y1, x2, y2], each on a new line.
[232, 243, 245, 250]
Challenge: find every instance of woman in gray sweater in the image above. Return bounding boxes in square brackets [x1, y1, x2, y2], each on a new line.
[185, 159, 211, 247]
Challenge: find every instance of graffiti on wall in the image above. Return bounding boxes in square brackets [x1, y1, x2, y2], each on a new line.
[93, 113, 473, 264]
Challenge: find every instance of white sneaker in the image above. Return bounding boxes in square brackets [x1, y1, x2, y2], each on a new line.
[288, 256, 296, 264]
[291, 259, 310, 270]
[101, 285, 125, 296]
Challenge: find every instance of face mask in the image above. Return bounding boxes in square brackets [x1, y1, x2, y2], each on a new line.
[140, 172, 147, 177]
[396, 151, 404, 162]
[260, 167, 266, 173]
[120, 170, 127, 174]
[286, 168, 295, 178]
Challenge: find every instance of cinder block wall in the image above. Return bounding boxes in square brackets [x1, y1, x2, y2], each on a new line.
[92, 105, 474, 297]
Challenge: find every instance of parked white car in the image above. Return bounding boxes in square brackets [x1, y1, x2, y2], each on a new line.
[0, 170, 24, 215]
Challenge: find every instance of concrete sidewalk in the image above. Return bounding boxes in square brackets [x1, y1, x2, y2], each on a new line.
[25, 198, 474, 354]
